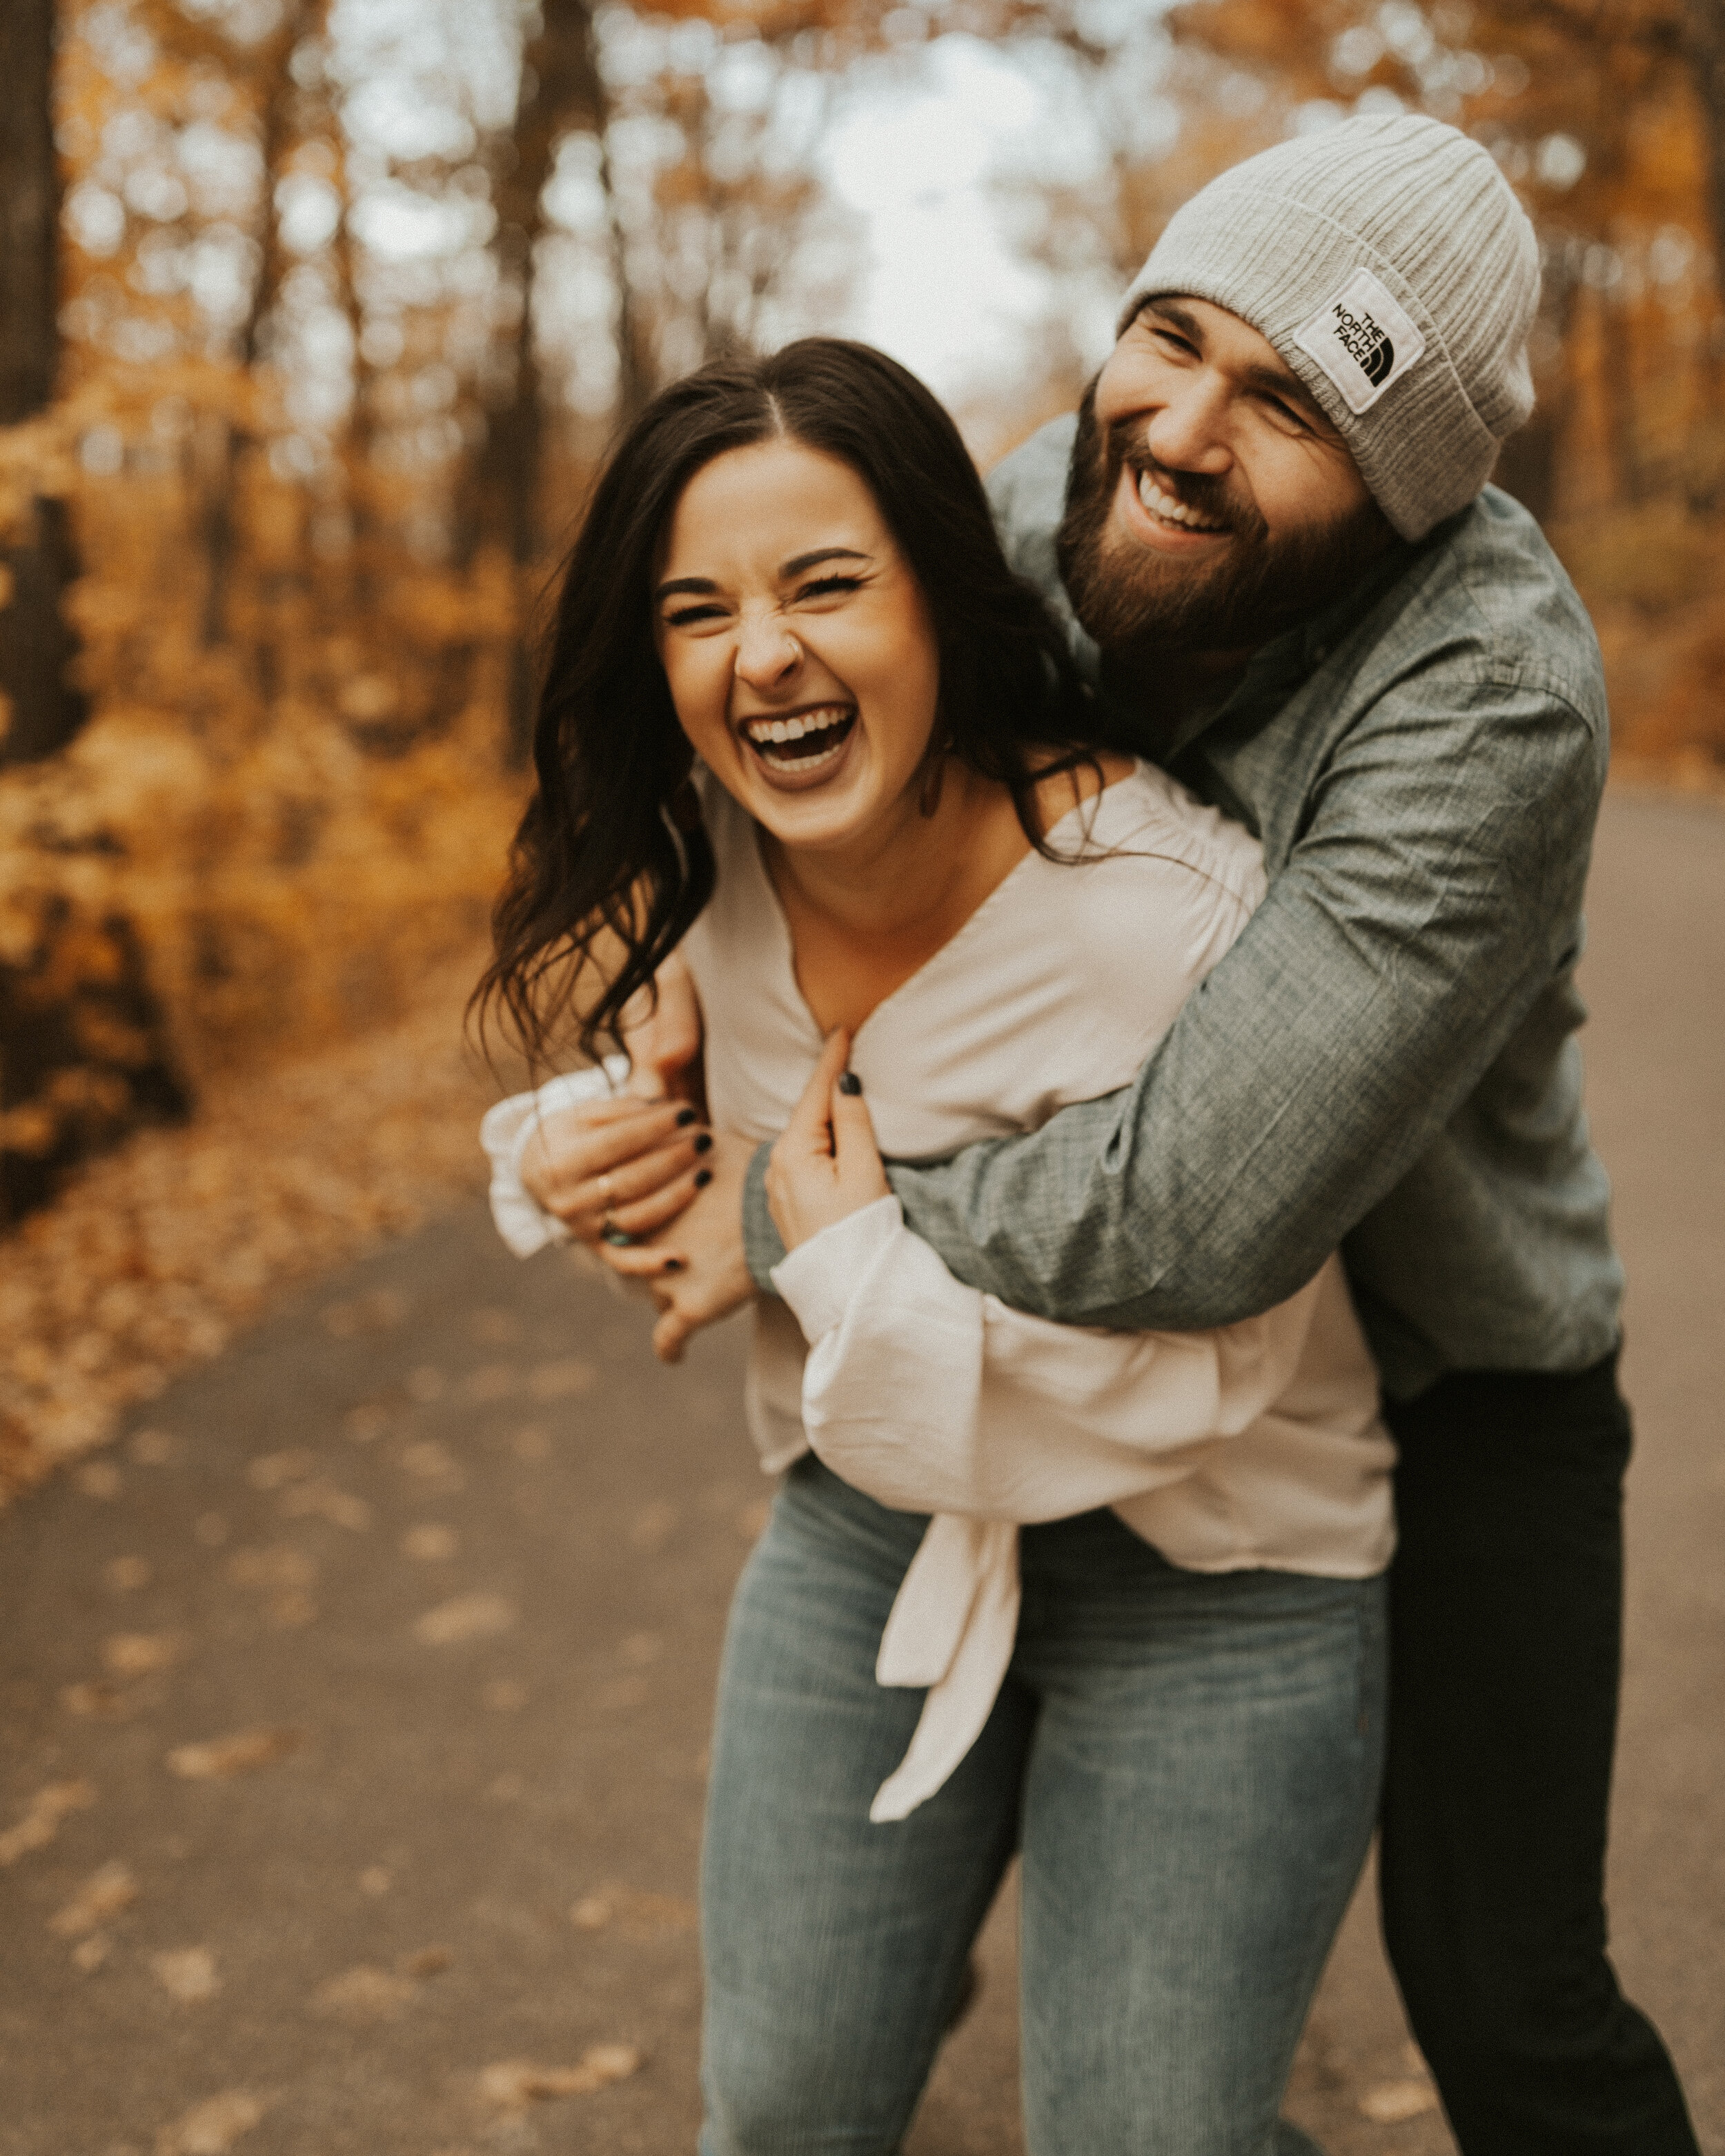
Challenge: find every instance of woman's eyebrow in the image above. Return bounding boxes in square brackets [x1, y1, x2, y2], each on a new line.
[780, 546, 869, 577]
[655, 575, 718, 600]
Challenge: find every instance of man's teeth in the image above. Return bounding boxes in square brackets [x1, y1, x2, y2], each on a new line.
[1136, 471, 1225, 531]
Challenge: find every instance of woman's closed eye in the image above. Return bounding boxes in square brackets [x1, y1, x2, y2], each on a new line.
[663, 600, 731, 629]
[795, 574, 864, 604]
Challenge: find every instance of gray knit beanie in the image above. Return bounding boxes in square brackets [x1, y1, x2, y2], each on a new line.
[1123, 114, 1540, 540]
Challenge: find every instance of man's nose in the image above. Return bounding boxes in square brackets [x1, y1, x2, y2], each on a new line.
[1143, 375, 1234, 477]
[734, 611, 802, 689]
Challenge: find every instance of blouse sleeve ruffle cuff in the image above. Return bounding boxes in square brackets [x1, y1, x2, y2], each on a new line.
[769, 1194, 904, 1343]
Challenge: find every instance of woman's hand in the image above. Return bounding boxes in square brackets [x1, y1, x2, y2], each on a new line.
[520, 1095, 713, 1248]
[765, 1030, 891, 1253]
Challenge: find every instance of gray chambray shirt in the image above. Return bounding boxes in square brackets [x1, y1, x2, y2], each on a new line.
[742, 413, 1624, 1399]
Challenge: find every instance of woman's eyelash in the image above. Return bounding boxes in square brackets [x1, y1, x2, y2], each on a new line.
[799, 575, 862, 599]
[665, 602, 726, 626]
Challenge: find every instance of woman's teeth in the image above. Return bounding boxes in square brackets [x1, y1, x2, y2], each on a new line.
[1136, 470, 1225, 532]
[742, 707, 856, 769]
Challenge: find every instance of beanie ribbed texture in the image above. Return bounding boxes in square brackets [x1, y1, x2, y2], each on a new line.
[1125, 115, 1541, 540]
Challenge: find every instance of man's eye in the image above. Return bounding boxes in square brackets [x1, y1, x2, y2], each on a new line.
[1263, 398, 1312, 433]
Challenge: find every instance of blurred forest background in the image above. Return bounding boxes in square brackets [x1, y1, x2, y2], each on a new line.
[5, 0, 1725, 1477]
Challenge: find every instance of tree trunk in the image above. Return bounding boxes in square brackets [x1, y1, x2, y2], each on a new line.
[468, 0, 628, 755]
[1688, 0, 1725, 275]
[0, 0, 86, 769]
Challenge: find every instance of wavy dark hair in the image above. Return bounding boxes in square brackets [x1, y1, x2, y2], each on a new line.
[475, 336, 1096, 1066]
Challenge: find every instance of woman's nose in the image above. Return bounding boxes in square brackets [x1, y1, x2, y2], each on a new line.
[734, 613, 802, 688]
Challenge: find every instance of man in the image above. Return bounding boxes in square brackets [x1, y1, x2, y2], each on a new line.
[527, 115, 1698, 2152]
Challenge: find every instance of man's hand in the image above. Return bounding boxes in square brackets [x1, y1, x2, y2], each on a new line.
[765, 1031, 891, 1252]
[600, 1128, 757, 1363]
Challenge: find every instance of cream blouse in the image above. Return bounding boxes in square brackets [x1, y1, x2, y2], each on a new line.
[484, 761, 1394, 1824]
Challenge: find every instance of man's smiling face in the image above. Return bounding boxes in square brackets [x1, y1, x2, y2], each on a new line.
[1057, 295, 1397, 666]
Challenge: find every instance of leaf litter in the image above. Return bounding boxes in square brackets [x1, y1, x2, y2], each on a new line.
[477, 2046, 643, 2111]
[0, 955, 502, 1505]
[154, 2089, 266, 2156]
[50, 1859, 139, 1935]
[0, 1778, 96, 1865]
[413, 1592, 515, 1646]
[150, 1946, 221, 2004]
[167, 1728, 303, 1779]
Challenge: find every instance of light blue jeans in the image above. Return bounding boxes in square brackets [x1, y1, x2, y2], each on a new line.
[699, 1457, 1386, 2156]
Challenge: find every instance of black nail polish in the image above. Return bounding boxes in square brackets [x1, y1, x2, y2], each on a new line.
[693, 1168, 713, 1189]
[662, 1258, 684, 1273]
[838, 1071, 862, 1096]
[675, 1107, 698, 1127]
[693, 1131, 713, 1154]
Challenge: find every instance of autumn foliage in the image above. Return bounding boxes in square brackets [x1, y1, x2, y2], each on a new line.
[3, 0, 1725, 1246]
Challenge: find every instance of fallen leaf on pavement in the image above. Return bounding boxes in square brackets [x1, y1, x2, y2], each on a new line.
[1359, 2079, 1441, 2123]
[103, 1632, 185, 1678]
[150, 1946, 220, 2003]
[71, 1932, 111, 1972]
[311, 1964, 417, 2021]
[168, 1728, 303, 1779]
[0, 1778, 96, 1865]
[50, 1859, 139, 1935]
[413, 1593, 515, 1646]
[223, 1545, 316, 1592]
[107, 1556, 152, 1591]
[478, 2046, 643, 2109]
[278, 1481, 371, 1530]
[400, 1439, 464, 1488]
[154, 2088, 266, 2155]
[399, 1944, 453, 1977]
[570, 1888, 695, 1935]
[359, 1866, 392, 1895]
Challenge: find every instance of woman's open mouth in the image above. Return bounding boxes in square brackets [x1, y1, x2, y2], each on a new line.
[739, 704, 858, 782]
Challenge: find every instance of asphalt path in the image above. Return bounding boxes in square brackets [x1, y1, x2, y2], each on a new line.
[1, 791, 1719, 2156]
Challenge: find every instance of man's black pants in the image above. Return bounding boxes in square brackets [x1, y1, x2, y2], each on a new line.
[1380, 1354, 1699, 2155]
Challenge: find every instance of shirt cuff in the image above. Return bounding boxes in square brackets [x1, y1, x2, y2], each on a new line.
[742, 1139, 789, 1290]
[770, 1194, 903, 1343]
[479, 1058, 629, 1258]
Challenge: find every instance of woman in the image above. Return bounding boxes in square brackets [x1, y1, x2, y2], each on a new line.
[477, 338, 1392, 2155]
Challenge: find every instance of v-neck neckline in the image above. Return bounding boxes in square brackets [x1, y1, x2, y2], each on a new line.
[742, 770, 1138, 1055]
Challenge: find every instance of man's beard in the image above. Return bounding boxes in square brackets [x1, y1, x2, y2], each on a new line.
[1055, 380, 1399, 668]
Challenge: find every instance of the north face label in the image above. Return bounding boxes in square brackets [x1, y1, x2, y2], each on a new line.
[1293, 267, 1426, 415]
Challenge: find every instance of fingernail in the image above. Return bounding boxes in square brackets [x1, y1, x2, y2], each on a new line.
[662, 1258, 684, 1273]
[675, 1108, 697, 1127]
[838, 1071, 862, 1096]
[693, 1168, 713, 1188]
[693, 1131, 713, 1154]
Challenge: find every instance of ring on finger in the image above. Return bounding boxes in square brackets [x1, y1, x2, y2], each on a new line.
[600, 1209, 635, 1248]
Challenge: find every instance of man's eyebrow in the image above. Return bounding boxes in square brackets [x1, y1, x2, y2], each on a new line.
[1140, 297, 1331, 428]
[1241, 362, 1329, 422]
